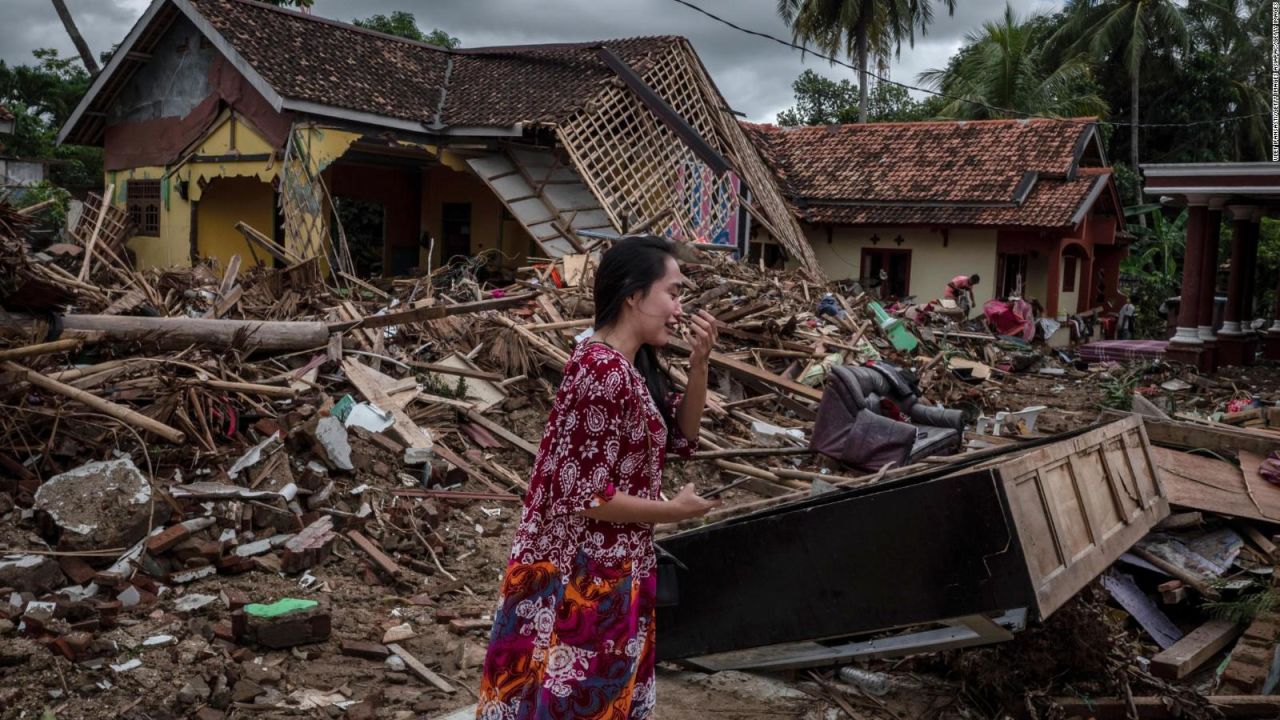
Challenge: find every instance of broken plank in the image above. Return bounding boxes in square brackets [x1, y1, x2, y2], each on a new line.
[1048, 696, 1280, 719]
[345, 530, 401, 578]
[1150, 619, 1242, 680]
[0, 339, 84, 361]
[341, 640, 391, 660]
[334, 292, 539, 332]
[4, 361, 185, 443]
[404, 360, 504, 383]
[1101, 411, 1280, 458]
[386, 643, 455, 693]
[667, 339, 822, 402]
[464, 409, 538, 456]
[1153, 446, 1280, 524]
[341, 358, 433, 450]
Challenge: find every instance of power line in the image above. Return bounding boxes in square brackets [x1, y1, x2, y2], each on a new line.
[668, 0, 1267, 130]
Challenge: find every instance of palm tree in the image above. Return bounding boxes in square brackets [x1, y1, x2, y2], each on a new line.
[1193, 0, 1270, 160]
[49, 0, 99, 75]
[1051, 0, 1188, 183]
[917, 3, 1109, 120]
[778, 0, 956, 124]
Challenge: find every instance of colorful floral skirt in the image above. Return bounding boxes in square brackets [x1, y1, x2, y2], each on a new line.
[477, 554, 657, 719]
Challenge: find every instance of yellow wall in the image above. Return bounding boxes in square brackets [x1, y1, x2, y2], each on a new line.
[108, 111, 283, 272]
[196, 176, 276, 273]
[805, 226, 999, 307]
[421, 164, 533, 272]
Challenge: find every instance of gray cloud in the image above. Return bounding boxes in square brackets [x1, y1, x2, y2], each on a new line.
[3, 0, 1063, 123]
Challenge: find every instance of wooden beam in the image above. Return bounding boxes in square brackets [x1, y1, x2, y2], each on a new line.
[386, 643, 455, 693]
[1150, 619, 1242, 680]
[5, 361, 185, 444]
[345, 530, 401, 578]
[404, 360, 504, 383]
[463, 409, 538, 456]
[18, 314, 332, 352]
[596, 48, 734, 178]
[0, 339, 84, 361]
[1048, 696, 1280, 719]
[669, 339, 823, 402]
[331, 292, 539, 332]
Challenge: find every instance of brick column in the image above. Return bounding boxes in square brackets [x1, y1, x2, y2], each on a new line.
[1221, 206, 1253, 335]
[1196, 204, 1222, 341]
[1171, 201, 1206, 346]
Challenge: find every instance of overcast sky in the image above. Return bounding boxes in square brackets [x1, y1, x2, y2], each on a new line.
[3, 0, 1064, 123]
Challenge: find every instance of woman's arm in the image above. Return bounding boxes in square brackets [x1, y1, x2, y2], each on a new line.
[581, 483, 717, 523]
[676, 311, 717, 442]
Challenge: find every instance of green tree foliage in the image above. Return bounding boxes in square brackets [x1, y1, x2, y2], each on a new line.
[917, 3, 1108, 119]
[1049, 0, 1189, 188]
[0, 48, 101, 191]
[354, 11, 460, 48]
[777, 69, 935, 125]
[777, 0, 955, 123]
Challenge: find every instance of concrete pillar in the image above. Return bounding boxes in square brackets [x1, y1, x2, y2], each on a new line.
[1196, 203, 1222, 341]
[1171, 200, 1206, 346]
[1221, 206, 1253, 335]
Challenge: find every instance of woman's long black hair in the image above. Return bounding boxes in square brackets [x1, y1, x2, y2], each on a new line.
[593, 235, 677, 426]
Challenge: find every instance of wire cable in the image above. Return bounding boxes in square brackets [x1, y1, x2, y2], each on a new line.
[668, 0, 1267, 130]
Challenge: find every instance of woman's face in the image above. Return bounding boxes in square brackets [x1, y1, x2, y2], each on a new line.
[626, 256, 685, 348]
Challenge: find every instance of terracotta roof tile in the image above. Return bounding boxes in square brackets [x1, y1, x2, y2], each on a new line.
[0, 106, 13, 122]
[744, 118, 1093, 201]
[802, 173, 1106, 228]
[743, 117, 1109, 229]
[188, 0, 677, 129]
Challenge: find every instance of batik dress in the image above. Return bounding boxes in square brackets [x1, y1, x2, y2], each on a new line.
[477, 341, 694, 720]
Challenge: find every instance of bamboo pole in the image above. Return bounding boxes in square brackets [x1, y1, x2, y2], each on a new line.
[4, 361, 185, 444]
[0, 339, 84, 361]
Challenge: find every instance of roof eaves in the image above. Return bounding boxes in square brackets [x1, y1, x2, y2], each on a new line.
[58, 0, 175, 145]
[1069, 173, 1112, 227]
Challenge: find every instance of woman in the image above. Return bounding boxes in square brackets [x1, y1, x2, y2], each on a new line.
[476, 235, 720, 719]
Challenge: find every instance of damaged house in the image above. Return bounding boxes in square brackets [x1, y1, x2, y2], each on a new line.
[745, 118, 1130, 325]
[58, 0, 820, 281]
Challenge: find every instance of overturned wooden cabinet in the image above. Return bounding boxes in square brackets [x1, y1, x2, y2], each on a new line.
[657, 415, 1168, 668]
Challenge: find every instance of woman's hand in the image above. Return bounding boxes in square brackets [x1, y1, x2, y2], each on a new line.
[670, 483, 719, 520]
[686, 310, 718, 372]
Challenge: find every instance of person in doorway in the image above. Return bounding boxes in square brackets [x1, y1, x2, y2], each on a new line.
[945, 274, 980, 317]
[476, 235, 720, 719]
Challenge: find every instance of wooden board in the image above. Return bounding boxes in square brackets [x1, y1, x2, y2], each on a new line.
[1153, 447, 1280, 523]
[994, 414, 1169, 620]
[341, 358, 433, 450]
[433, 353, 506, 412]
[1100, 411, 1280, 458]
[1150, 619, 1242, 680]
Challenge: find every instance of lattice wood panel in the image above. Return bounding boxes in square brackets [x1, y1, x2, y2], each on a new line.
[555, 40, 823, 278]
[74, 192, 133, 250]
[557, 43, 737, 241]
[279, 126, 354, 277]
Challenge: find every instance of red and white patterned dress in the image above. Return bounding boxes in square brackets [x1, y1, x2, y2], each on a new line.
[477, 341, 694, 720]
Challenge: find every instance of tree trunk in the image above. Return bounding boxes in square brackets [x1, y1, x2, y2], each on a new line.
[857, 33, 869, 124]
[50, 0, 100, 75]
